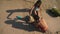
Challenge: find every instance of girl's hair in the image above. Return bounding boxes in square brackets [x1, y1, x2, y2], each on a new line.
[34, 0, 42, 8]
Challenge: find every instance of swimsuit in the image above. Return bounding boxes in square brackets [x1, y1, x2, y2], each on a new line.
[35, 7, 39, 11]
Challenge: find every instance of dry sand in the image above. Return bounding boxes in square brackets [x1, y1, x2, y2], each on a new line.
[0, 0, 60, 34]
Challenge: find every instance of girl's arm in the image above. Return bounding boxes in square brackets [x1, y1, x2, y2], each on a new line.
[29, 6, 34, 15]
[38, 4, 42, 18]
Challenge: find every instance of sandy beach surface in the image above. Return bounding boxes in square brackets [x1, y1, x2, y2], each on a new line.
[0, 0, 60, 34]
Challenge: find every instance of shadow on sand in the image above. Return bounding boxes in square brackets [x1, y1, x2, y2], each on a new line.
[6, 8, 31, 19]
[5, 18, 42, 32]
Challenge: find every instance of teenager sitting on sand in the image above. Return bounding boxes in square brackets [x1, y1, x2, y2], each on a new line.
[29, 0, 42, 22]
[29, 0, 48, 32]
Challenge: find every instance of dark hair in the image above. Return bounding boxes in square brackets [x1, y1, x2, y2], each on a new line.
[34, 15, 39, 20]
[34, 0, 42, 8]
